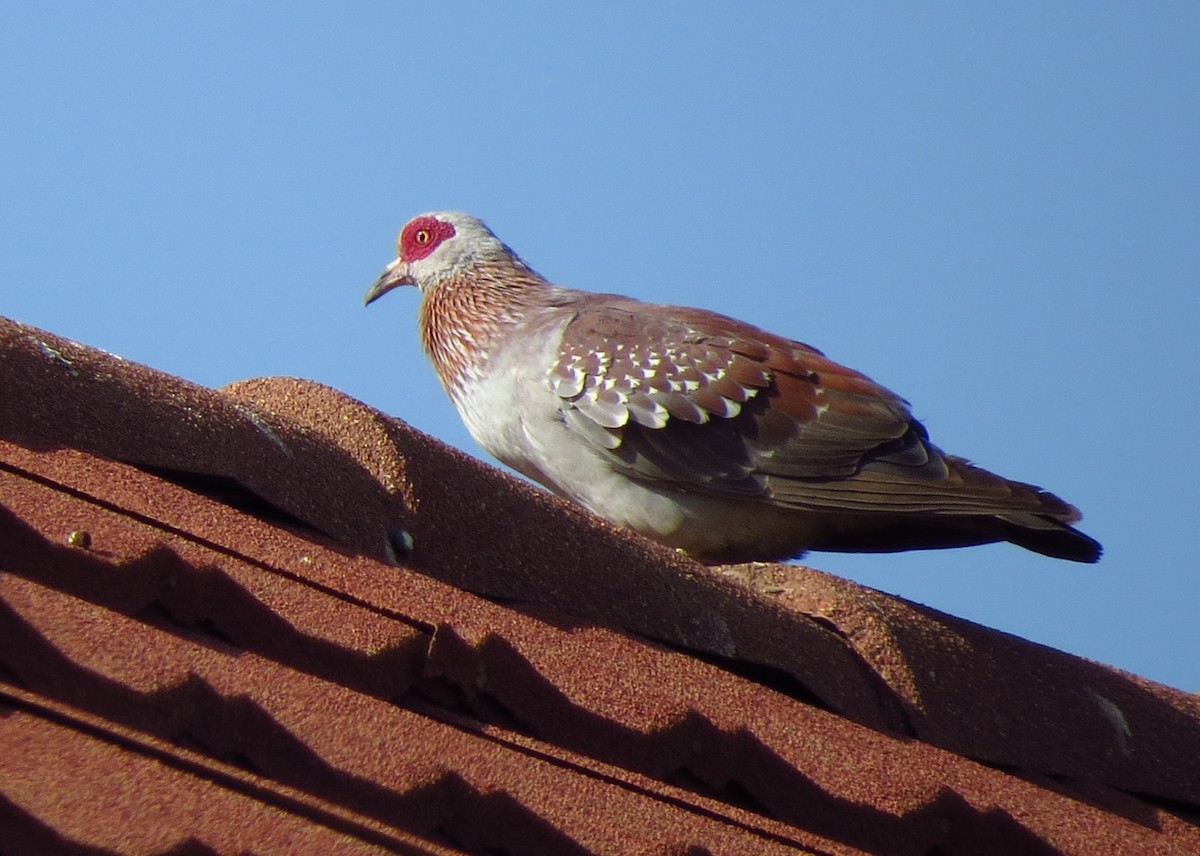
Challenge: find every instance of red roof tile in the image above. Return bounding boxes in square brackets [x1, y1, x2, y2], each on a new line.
[2, 314, 1198, 854]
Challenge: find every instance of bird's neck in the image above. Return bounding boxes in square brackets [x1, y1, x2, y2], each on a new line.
[418, 260, 556, 400]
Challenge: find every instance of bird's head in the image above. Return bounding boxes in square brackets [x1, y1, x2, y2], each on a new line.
[364, 211, 517, 305]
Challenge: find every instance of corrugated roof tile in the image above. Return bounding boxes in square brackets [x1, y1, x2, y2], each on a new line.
[2, 314, 1199, 854]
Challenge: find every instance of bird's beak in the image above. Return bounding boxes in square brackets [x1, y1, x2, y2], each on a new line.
[364, 258, 414, 306]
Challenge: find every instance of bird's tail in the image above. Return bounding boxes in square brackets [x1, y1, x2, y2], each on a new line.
[997, 513, 1102, 563]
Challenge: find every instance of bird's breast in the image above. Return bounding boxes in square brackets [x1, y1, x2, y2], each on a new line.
[447, 316, 569, 483]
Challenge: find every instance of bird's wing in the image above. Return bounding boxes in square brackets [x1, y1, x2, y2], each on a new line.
[551, 298, 1077, 519]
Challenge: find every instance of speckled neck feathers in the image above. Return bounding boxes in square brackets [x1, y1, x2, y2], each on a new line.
[418, 256, 564, 401]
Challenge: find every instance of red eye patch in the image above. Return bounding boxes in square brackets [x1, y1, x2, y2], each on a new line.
[400, 216, 457, 261]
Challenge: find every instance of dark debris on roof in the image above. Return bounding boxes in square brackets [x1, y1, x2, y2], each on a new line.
[2, 315, 1198, 855]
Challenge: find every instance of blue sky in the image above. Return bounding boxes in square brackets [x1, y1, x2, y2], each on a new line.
[3, 4, 1197, 691]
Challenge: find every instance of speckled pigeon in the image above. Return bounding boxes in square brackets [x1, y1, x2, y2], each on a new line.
[365, 211, 1100, 564]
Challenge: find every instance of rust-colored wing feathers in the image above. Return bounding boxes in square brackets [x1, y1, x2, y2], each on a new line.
[552, 299, 1097, 560]
[554, 300, 929, 491]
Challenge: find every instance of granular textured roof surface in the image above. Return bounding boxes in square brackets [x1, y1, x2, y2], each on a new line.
[2, 314, 1198, 855]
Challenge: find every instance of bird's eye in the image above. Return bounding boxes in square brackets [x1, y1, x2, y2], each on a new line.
[401, 217, 455, 261]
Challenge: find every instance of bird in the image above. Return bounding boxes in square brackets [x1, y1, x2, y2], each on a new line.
[365, 211, 1101, 565]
